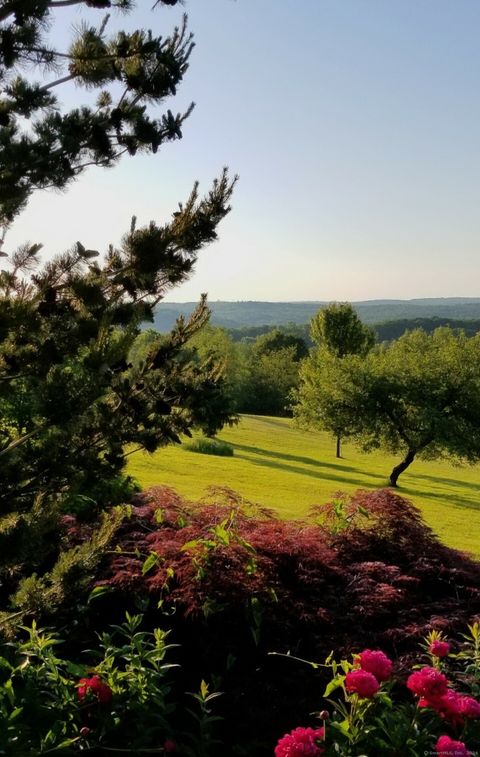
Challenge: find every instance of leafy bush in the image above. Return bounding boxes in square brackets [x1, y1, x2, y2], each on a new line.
[274, 625, 480, 755]
[94, 487, 480, 645]
[0, 612, 221, 755]
[3, 606, 480, 755]
[61, 475, 141, 520]
[184, 437, 234, 457]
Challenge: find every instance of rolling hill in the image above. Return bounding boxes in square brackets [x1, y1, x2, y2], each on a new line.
[153, 298, 480, 331]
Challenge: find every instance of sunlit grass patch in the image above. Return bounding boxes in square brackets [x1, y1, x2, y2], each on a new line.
[128, 415, 480, 556]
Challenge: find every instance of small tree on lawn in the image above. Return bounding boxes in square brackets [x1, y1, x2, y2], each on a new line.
[294, 302, 374, 457]
[295, 327, 480, 486]
[310, 302, 375, 360]
[0, 0, 237, 604]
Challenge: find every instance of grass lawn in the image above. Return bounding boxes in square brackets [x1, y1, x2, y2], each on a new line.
[128, 414, 480, 556]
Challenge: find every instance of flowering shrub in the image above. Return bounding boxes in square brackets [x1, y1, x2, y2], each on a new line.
[436, 734, 471, 756]
[344, 669, 380, 698]
[274, 726, 325, 757]
[0, 613, 220, 755]
[355, 649, 393, 681]
[275, 625, 480, 756]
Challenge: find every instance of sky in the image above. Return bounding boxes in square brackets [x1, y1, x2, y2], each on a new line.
[7, 0, 480, 302]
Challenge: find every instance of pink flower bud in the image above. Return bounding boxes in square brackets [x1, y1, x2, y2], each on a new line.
[429, 640, 451, 658]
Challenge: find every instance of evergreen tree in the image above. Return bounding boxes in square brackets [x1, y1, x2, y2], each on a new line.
[0, 0, 237, 602]
[0, 0, 195, 225]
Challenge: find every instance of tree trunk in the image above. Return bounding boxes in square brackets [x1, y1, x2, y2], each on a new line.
[389, 448, 416, 487]
[336, 433, 341, 459]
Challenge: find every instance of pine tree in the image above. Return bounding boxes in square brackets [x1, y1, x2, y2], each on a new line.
[0, 0, 237, 603]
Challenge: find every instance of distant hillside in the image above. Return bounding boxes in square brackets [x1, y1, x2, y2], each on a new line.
[152, 298, 480, 331]
[374, 316, 480, 341]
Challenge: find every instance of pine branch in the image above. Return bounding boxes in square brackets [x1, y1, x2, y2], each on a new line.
[0, 428, 41, 458]
[39, 73, 76, 91]
[49, 0, 92, 7]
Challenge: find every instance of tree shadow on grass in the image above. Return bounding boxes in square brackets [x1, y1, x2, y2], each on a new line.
[233, 442, 362, 474]
[233, 444, 480, 516]
[242, 415, 292, 429]
[406, 472, 480, 493]
[398, 483, 480, 514]
[232, 443, 387, 489]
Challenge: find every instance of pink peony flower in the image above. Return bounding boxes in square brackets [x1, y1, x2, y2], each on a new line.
[407, 667, 448, 699]
[436, 735, 470, 756]
[459, 695, 480, 719]
[418, 687, 480, 725]
[419, 689, 464, 725]
[356, 649, 393, 682]
[274, 726, 325, 757]
[77, 675, 112, 705]
[429, 640, 451, 658]
[345, 669, 380, 699]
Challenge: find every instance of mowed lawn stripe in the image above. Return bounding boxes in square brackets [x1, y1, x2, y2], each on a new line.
[128, 414, 480, 556]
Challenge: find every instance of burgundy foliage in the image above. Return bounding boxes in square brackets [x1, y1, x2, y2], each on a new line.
[84, 486, 480, 649]
[63, 486, 480, 754]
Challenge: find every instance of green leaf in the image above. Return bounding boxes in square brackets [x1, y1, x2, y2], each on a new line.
[181, 539, 200, 552]
[87, 585, 111, 603]
[142, 552, 159, 575]
[323, 674, 344, 697]
[3, 679, 14, 706]
[0, 657, 13, 674]
[8, 706, 23, 720]
[153, 507, 164, 524]
[377, 692, 393, 708]
[212, 524, 230, 545]
[66, 661, 87, 677]
[330, 719, 352, 738]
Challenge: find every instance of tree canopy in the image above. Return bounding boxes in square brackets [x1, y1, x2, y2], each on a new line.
[295, 302, 375, 457]
[295, 327, 480, 486]
[310, 302, 375, 358]
[251, 328, 308, 362]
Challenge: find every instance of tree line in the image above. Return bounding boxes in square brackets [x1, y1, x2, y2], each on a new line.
[131, 323, 308, 419]
[226, 315, 480, 345]
[133, 303, 480, 488]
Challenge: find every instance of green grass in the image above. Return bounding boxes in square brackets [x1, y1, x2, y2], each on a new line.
[128, 414, 480, 556]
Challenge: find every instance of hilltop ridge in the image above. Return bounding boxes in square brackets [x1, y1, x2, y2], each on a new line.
[153, 297, 480, 331]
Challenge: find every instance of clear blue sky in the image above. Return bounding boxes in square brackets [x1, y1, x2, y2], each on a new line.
[7, 0, 480, 301]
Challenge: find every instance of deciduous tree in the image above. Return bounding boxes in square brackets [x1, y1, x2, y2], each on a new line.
[310, 302, 375, 359]
[296, 303, 374, 457]
[296, 327, 480, 486]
